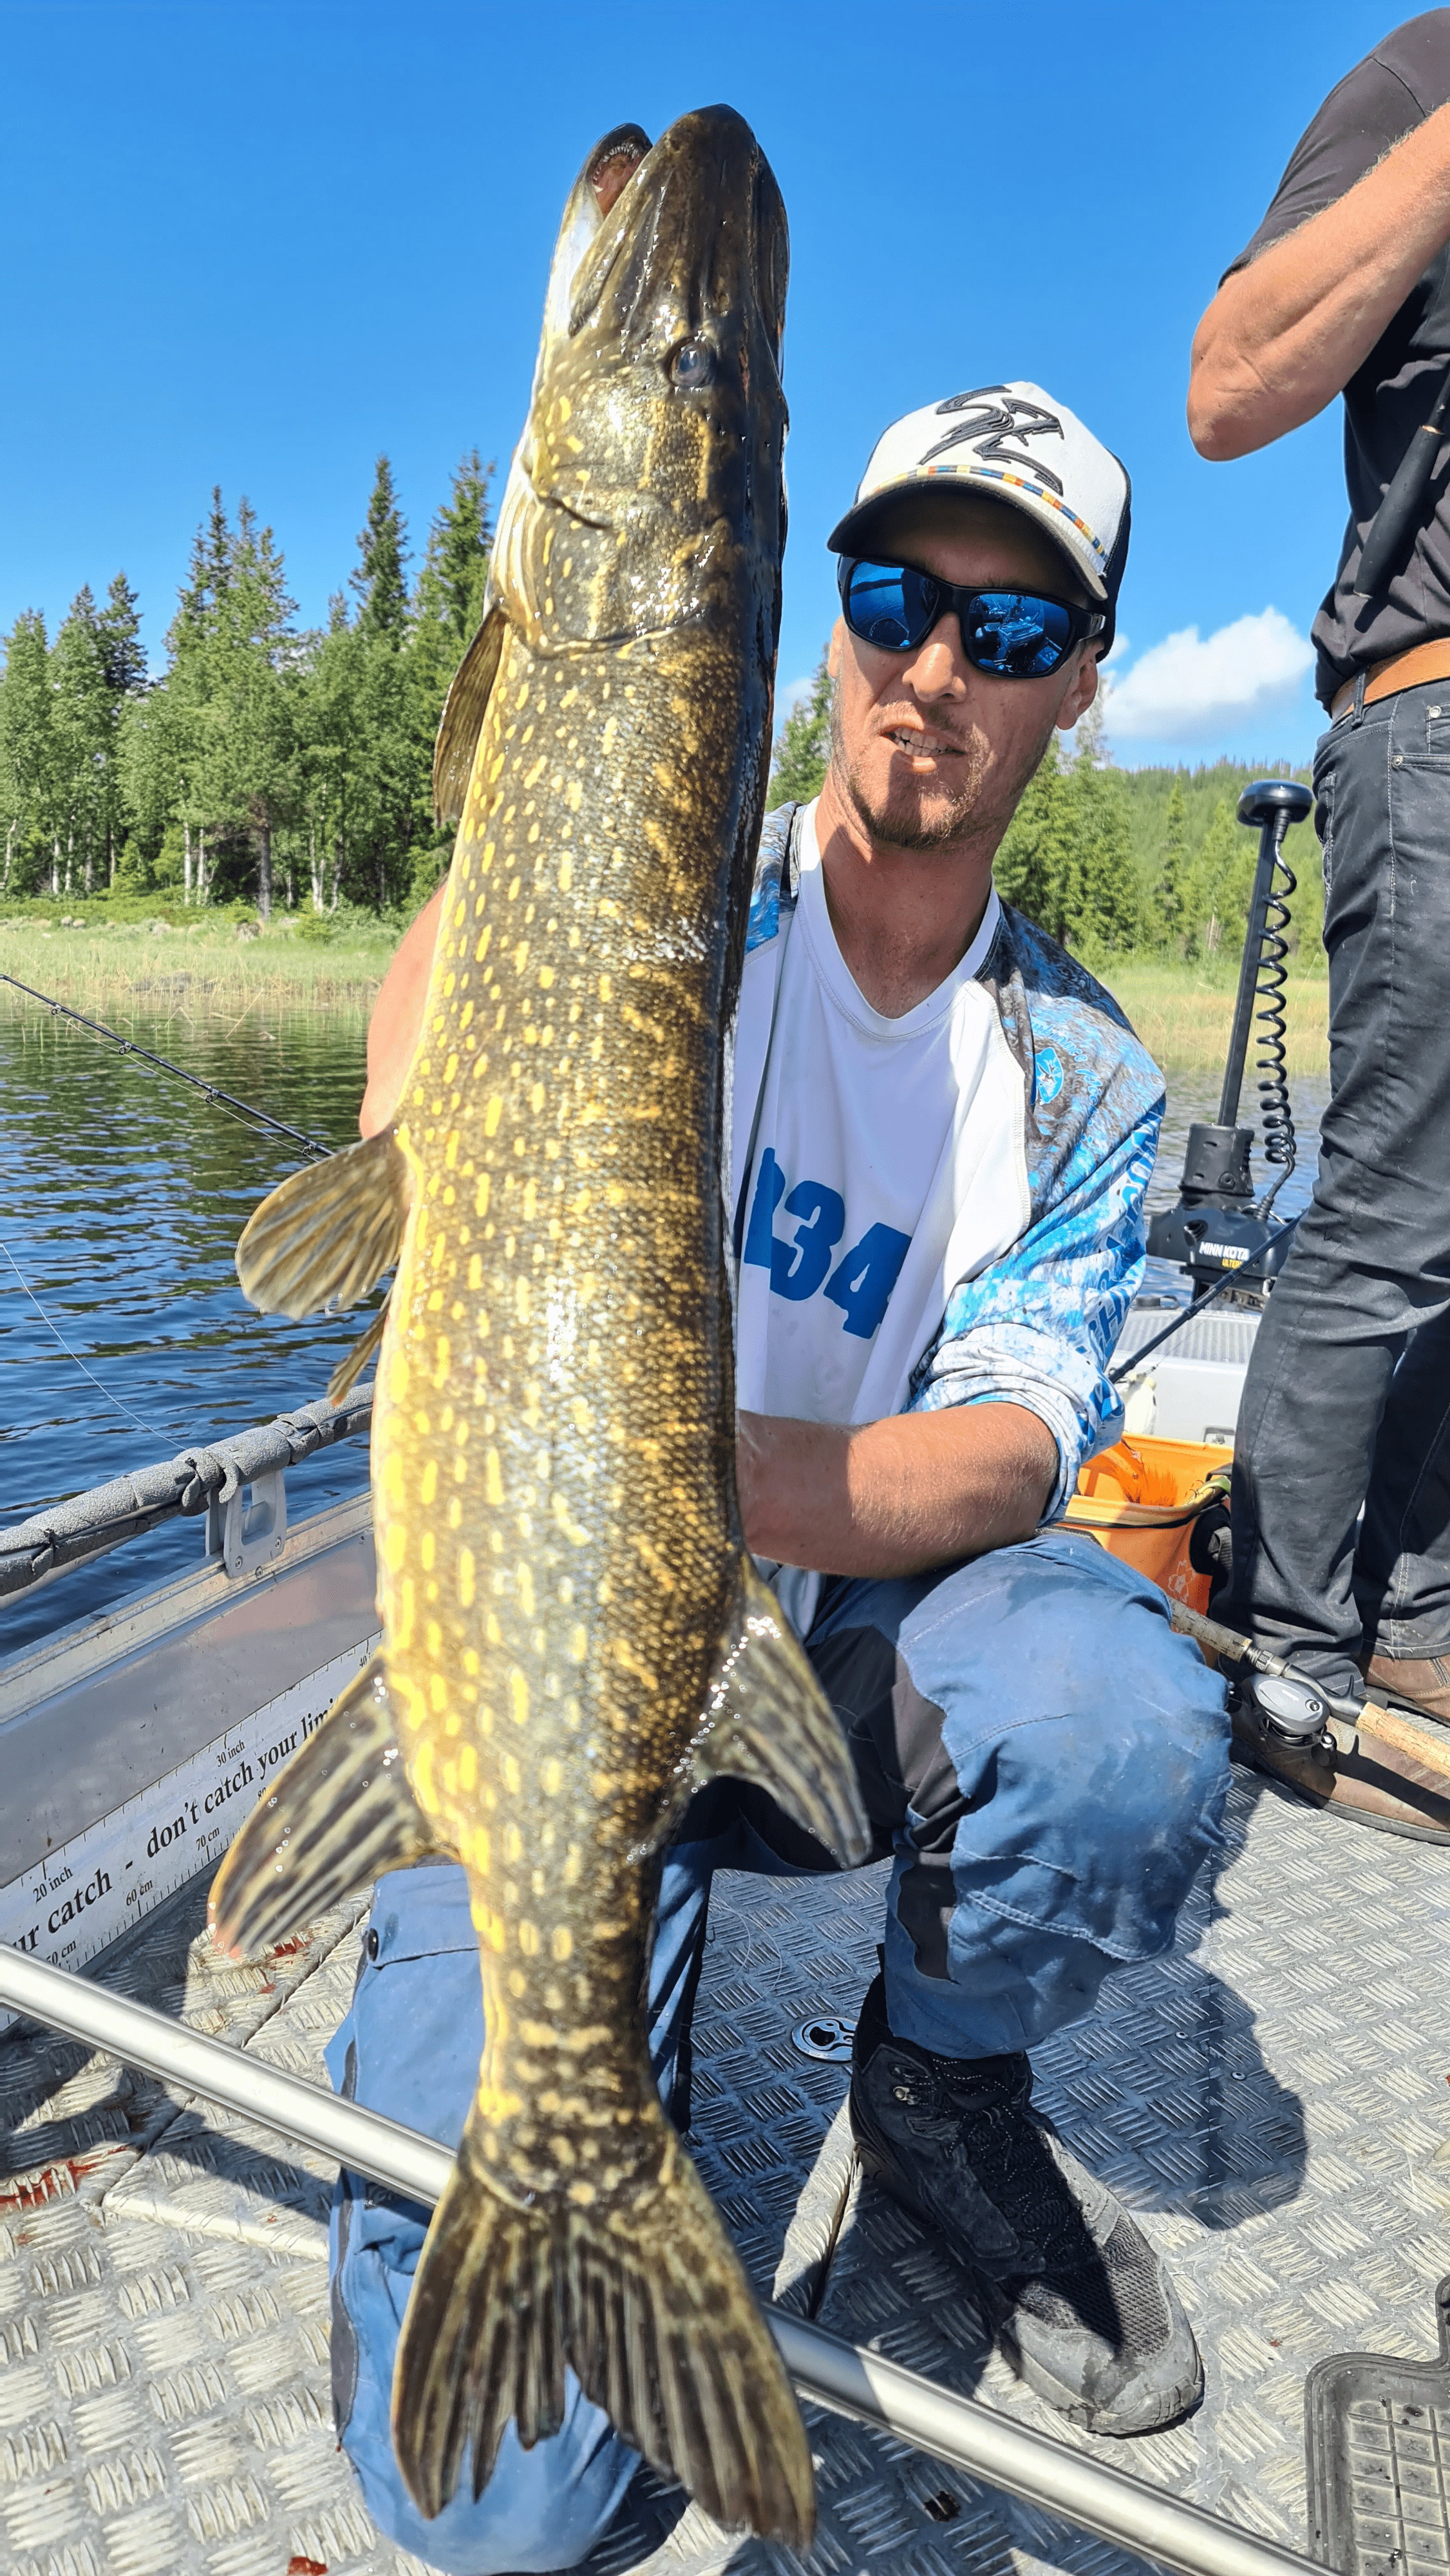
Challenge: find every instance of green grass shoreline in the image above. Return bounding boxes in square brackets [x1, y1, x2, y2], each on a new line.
[0, 918, 1330, 1077]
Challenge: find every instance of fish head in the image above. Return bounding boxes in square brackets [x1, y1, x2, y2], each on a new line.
[491, 106, 789, 657]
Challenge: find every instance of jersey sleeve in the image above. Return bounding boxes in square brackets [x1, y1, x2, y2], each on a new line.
[905, 1101, 1160, 1520]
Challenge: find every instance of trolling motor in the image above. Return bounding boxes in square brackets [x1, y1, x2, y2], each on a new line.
[1146, 777, 1313, 1302]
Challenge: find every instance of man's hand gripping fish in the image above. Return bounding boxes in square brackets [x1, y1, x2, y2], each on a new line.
[211, 106, 869, 2545]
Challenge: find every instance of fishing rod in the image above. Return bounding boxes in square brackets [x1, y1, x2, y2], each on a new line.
[1355, 350, 1450, 599]
[0, 970, 331, 1160]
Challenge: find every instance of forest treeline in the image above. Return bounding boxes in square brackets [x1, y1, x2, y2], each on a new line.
[1, 511, 1320, 963]
[0, 454, 492, 915]
[768, 652, 1321, 972]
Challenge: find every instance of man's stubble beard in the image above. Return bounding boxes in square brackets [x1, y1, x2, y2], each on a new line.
[831, 692, 1056, 858]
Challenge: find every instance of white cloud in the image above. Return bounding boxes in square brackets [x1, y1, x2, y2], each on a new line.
[1104, 607, 1312, 744]
[778, 673, 813, 719]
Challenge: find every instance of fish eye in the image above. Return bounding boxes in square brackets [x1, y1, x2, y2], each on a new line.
[669, 340, 714, 390]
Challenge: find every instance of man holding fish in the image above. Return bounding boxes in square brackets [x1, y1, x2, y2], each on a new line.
[219, 109, 1226, 2570]
[326, 409, 1226, 2566]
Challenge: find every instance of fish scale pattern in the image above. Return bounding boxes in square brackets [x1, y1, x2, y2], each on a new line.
[3, 1772, 1450, 2568]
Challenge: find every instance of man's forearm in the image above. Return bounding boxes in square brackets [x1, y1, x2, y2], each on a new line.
[1189, 100, 1450, 460]
[360, 878, 447, 1137]
[736, 1403, 1058, 1580]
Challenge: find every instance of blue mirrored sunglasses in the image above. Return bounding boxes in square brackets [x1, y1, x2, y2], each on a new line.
[836, 557, 1106, 679]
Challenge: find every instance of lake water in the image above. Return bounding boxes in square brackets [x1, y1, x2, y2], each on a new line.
[0, 988, 1330, 1662]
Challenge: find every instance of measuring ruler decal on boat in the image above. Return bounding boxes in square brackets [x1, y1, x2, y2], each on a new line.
[0, 1633, 381, 2029]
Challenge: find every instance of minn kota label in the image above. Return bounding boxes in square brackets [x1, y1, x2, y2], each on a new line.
[0, 1633, 381, 2028]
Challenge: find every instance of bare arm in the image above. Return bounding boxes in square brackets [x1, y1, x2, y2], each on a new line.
[737, 1401, 1057, 1580]
[1189, 101, 1450, 460]
[359, 879, 447, 1137]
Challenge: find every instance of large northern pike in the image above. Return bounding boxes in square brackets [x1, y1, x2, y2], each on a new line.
[211, 107, 868, 2542]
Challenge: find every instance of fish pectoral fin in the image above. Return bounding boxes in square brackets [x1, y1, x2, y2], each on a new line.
[209, 1654, 444, 1959]
[327, 1295, 390, 1404]
[433, 603, 505, 826]
[690, 1562, 872, 1866]
[393, 2112, 814, 2545]
[236, 1126, 411, 1321]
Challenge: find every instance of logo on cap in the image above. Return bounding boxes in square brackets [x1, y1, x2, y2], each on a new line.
[921, 388, 1067, 498]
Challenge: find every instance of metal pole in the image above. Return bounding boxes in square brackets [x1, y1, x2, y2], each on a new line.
[0, 1946, 1328, 2576]
[1218, 812, 1286, 1130]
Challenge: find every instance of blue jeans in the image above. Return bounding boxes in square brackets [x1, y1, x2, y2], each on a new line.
[325, 1529, 1227, 2571]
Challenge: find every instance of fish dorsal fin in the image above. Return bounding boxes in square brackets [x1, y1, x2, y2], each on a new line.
[690, 1564, 871, 1866]
[433, 603, 505, 826]
[209, 1654, 446, 1959]
[236, 1125, 411, 1321]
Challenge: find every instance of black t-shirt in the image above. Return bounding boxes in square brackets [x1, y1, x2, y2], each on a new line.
[1230, 10, 1450, 706]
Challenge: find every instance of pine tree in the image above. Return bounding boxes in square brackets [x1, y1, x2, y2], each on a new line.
[1154, 776, 1189, 951]
[0, 612, 57, 893]
[994, 735, 1077, 939]
[51, 588, 111, 894]
[767, 653, 833, 808]
[415, 449, 492, 654]
[352, 456, 411, 643]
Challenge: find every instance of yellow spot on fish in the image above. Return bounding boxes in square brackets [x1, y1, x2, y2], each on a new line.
[468, 1253, 482, 1291]
[559, 853, 574, 890]
[484, 1095, 503, 1136]
[429, 1671, 447, 1714]
[518, 1561, 535, 1617]
[383, 1524, 406, 1573]
[420, 1461, 438, 1506]
[551, 1924, 572, 1962]
[501, 1750, 522, 1792]
[445, 1130, 460, 1168]
[568, 1624, 588, 1662]
[421, 1530, 435, 1572]
[458, 1546, 475, 1607]
[541, 1757, 563, 1795]
[516, 1277, 530, 1323]
[475, 1173, 491, 1217]
[518, 1920, 540, 1956]
[509, 1670, 529, 1728]
[554, 1494, 590, 1546]
[458, 1743, 478, 1791]
[599, 972, 612, 1000]
[571, 1398, 592, 1431]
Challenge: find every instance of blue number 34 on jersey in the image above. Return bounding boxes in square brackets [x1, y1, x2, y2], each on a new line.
[742, 1147, 910, 1341]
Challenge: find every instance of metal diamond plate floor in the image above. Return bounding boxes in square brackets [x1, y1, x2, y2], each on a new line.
[5, 1765, 1450, 2576]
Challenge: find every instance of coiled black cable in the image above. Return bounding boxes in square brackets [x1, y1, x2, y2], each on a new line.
[1253, 844, 1297, 1215]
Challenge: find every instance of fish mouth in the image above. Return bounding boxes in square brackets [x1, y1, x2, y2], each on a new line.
[560, 106, 787, 379]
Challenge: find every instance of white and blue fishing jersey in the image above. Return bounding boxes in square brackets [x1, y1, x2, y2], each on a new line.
[728, 799, 1164, 1624]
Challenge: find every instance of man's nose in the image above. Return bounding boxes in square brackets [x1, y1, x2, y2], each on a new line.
[902, 614, 968, 698]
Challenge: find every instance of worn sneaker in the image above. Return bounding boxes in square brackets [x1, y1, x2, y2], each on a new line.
[849, 1973, 1201, 2436]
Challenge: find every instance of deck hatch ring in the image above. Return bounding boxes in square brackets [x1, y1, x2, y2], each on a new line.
[791, 2015, 856, 2063]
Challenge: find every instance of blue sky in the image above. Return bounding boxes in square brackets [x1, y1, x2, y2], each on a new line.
[0, 0, 1409, 770]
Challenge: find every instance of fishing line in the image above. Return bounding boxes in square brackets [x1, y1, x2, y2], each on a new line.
[1, 1240, 168, 1441]
[0, 972, 333, 1160]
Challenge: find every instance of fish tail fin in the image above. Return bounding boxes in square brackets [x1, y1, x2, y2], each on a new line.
[393, 2119, 814, 2545]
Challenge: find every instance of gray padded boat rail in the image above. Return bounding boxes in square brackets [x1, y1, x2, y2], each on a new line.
[0, 1388, 373, 1598]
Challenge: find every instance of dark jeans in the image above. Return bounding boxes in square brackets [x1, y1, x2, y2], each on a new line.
[1229, 677, 1450, 1696]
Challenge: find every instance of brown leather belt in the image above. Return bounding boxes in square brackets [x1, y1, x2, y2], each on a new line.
[1330, 635, 1450, 721]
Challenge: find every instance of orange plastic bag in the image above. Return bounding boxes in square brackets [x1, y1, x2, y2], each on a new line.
[1065, 1435, 1232, 1615]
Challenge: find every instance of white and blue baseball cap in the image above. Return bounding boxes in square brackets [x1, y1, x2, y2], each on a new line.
[828, 381, 1131, 648]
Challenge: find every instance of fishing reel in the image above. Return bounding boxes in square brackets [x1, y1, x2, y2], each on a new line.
[1146, 780, 1313, 1303]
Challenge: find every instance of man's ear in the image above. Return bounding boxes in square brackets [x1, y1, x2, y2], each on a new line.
[827, 619, 844, 680]
[1055, 647, 1100, 733]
